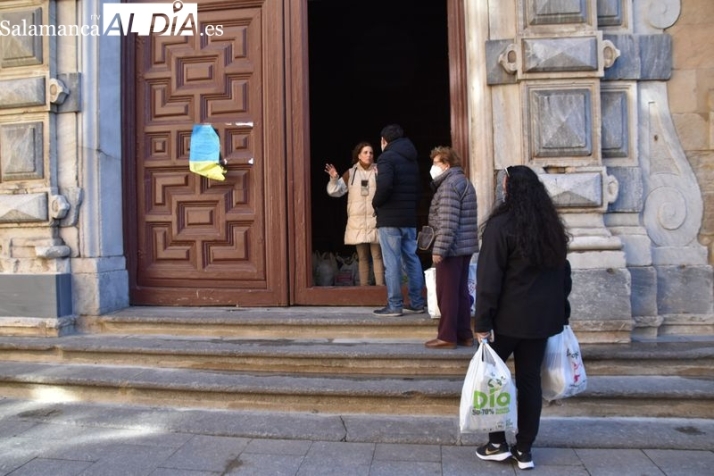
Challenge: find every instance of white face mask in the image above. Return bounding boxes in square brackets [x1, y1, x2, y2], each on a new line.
[430, 165, 445, 180]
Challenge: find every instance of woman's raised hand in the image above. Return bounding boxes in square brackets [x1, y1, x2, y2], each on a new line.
[324, 163, 338, 179]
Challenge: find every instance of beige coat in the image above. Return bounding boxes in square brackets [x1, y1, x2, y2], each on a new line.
[327, 164, 379, 244]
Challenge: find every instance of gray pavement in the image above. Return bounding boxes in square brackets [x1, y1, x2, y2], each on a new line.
[1, 398, 713, 475]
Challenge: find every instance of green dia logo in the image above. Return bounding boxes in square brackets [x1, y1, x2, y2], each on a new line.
[473, 377, 511, 409]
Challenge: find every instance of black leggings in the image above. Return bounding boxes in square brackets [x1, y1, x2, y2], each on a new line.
[487, 333, 548, 453]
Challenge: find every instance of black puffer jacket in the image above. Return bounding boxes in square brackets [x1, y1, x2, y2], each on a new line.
[372, 138, 421, 228]
[474, 212, 572, 339]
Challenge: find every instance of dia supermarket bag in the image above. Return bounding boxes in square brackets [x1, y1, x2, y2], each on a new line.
[541, 325, 587, 401]
[459, 340, 517, 433]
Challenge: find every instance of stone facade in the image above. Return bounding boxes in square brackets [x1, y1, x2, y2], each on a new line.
[0, 0, 127, 336]
[470, 0, 713, 341]
[0, 0, 711, 342]
[667, 0, 714, 266]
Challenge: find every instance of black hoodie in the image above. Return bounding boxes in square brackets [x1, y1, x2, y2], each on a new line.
[372, 137, 421, 228]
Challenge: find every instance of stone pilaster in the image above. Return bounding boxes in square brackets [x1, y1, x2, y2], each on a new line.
[70, 0, 128, 318]
[639, 78, 714, 334]
[486, 0, 631, 343]
[597, 0, 662, 338]
[616, 0, 714, 337]
[0, 0, 74, 335]
[481, 0, 714, 340]
[0, 0, 128, 336]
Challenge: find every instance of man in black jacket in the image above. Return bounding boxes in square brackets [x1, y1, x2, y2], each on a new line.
[371, 124, 425, 316]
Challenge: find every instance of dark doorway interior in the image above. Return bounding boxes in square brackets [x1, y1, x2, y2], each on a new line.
[307, 0, 451, 277]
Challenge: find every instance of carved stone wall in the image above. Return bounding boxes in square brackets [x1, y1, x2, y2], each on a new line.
[0, 0, 710, 340]
[631, 0, 713, 336]
[0, 0, 72, 334]
[598, 0, 663, 338]
[476, 0, 714, 341]
[667, 0, 714, 267]
[484, 0, 631, 343]
[0, 0, 128, 336]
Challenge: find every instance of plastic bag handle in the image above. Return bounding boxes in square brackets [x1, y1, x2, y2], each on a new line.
[478, 338, 488, 361]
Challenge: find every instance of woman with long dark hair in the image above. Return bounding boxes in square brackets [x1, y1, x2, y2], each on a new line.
[473, 165, 572, 470]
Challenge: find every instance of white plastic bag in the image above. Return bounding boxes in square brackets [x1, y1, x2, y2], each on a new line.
[424, 265, 476, 319]
[459, 340, 518, 433]
[424, 268, 440, 318]
[541, 325, 587, 401]
[424, 263, 476, 319]
[314, 251, 338, 286]
[468, 262, 477, 316]
[335, 254, 358, 286]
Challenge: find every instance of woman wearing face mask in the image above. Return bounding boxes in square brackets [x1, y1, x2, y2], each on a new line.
[424, 146, 479, 349]
[324, 142, 385, 286]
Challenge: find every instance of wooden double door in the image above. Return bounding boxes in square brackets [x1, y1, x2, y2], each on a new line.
[123, 0, 467, 307]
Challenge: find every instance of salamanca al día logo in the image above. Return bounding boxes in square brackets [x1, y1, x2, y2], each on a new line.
[0, 1, 222, 38]
[103, 1, 216, 36]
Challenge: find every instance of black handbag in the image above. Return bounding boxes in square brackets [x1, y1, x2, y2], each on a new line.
[417, 226, 435, 251]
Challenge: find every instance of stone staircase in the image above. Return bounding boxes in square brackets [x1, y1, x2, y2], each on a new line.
[0, 306, 711, 421]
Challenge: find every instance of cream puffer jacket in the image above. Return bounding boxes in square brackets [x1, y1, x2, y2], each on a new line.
[327, 164, 379, 244]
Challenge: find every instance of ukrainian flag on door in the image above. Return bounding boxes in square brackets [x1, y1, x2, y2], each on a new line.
[189, 124, 227, 181]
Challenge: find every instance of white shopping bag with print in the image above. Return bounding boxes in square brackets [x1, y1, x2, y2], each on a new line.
[459, 340, 518, 433]
[541, 325, 587, 401]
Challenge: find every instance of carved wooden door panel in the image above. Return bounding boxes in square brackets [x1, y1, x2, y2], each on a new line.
[128, 1, 287, 306]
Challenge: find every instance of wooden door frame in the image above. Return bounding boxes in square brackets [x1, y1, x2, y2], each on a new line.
[287, 0, 469, 305]
[447, 0, 469, 170]
[122, 31, 140, 298]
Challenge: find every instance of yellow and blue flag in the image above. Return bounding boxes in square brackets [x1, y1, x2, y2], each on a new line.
[189, 124, 226, 181]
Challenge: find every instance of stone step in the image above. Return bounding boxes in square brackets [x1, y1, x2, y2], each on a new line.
[8, 307, 713, 422]
[0, 335, 467, 377]
[77, 307, 439, 341]
[0, 335, 712, 378]
[0, 361, 711, 419]
[75, 306, 630, 344]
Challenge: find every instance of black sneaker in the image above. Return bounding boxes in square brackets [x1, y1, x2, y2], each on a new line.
[373, 307, 403, 317]
[403, 305, 425, 314]
[511, 446, 534, 470]
[475, 442, 512, 462]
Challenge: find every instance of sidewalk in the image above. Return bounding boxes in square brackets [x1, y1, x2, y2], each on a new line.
[1, 398, 712, 475]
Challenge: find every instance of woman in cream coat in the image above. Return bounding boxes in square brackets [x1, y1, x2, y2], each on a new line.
[324, 142, 384, 286]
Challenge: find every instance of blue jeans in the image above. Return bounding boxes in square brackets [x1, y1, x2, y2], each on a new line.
[378, 227, 425, 310]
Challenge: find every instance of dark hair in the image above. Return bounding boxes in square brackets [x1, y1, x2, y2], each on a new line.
[380, 124, 404, 143]
[484, 165, 569, 268]
[430, 146, 461, 167]
[351, 142, 373, 164]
